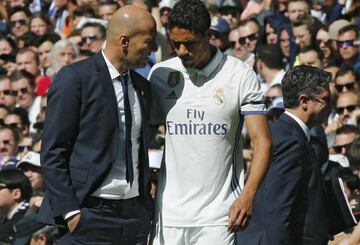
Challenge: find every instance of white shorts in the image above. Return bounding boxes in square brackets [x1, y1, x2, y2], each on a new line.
[151, 225, 235, 245]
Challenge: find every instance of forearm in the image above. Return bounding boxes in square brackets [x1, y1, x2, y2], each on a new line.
[243, 137, 271, 195]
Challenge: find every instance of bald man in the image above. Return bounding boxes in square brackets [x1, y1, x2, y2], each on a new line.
[38, 6, 157, 244]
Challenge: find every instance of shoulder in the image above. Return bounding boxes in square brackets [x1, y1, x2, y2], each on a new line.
[222, 54, 252, 73]
[270, 119, 307, 152]
[148, 57, 184, 87]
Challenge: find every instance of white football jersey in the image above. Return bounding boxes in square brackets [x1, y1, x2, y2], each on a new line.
[148, 49, 266, 226]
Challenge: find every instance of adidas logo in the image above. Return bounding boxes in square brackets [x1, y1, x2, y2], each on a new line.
[166, 91, 178, 99]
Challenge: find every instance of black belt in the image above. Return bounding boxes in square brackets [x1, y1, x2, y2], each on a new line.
[83, 196, 138, 211]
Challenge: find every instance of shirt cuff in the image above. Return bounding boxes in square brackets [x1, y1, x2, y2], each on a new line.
[64, 210, 81, 220]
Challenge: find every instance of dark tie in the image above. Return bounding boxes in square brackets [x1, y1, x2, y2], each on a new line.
[119, 73, 133, 185]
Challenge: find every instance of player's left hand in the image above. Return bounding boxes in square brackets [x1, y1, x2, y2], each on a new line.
[227, 190, 254, 233]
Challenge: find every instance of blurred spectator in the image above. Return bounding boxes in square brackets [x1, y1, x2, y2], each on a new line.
[0, 126, 20, 166]
[337, 25, 360, 72]
[0, 34, 17, 55]
[347, 138, 360, 178]
[238, 18, 260, 54]
[17, 151, 45, 193]
[335, 65, 359, 94]
[29, 12, 54, 36]
[335, 91, 360, 125]
[71, 5, 97, 29]
[4, 107, 32, 158]
[332, 125, 358, 156]
[298, 46, 323, 68]
[79, 22, 106, 54]
[316, 27, 339, 67]
[0, 51, 18, 76]
[218, 5, 241, 29]
[18, 31, 39, 49]
[328, 19, 351, 51]
[98, 0, 120, 21]
[285, 0, 311, 24]
[0, 104, 9, 125]
[277, 24, 297, 69]
[158, 0, 171, 35]
[0, 169, 32, 244]
[9, 6, 31, 39]
[210, 16, 231, 54]
[0, 74, 16, 109]
[35, 32, 61, 76]
[228, 28, 254, 66]
[13, 213, 57, 245]
[263, 15, 283, 45]
[264, 83, 283, 108]
[292, 15, 320, 49]
[257, 44, 285, 92]
[10, 70, 41, 130]
[324, 65, 339, 102]
[14, 221, 57, 245]
[49, 0, 70, 36]
[16, 48, 41, 79]
[267, 96, 285, 122]
[49, 39, 79, 76]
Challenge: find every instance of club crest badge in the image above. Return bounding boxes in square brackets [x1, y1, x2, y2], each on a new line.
[167, 71, 180, 88]
[214, 88, 225, 105]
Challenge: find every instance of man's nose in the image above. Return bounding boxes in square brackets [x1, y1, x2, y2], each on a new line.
[178, 44, 189, 56]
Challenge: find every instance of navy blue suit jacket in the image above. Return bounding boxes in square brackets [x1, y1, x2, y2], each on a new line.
[38, 52, 152, 225]
[237, 113, 329, 245]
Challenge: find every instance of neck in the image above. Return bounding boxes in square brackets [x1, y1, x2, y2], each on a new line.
[195, 45, 215, 69]
[103, 46, 128, 74]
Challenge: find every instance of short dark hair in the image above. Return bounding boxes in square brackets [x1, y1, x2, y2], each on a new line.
[9, 6, 32, 18]
[0, 104, 10, 113]
[35, 32, 61, 47]
[335, 64, 358, 80]
[169, 0, 211, 34]
[298, 46, 323, 61]
[18, 31, 39, 48]
[257, 44, 284, 70]
[17, 48, 40, 65]
[0, 33, 17, 50]
[0, 169, 32, 201]
[338, 24, 359, 38]
[0, 125, 21, 144]
[81, 22, 106, 39]
[336, 124, 358, 135]
[10, 70, 35, 87]
[73, 5, 96, 18]
[99, 0, 120, 8]
[282, 65, 331, 108]
[9, 107, 30, 129]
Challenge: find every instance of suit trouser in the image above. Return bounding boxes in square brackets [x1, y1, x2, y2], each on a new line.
[59, 197, 152, 245]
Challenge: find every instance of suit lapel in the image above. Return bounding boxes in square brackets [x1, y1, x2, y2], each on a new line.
[95, 52, 119, 127]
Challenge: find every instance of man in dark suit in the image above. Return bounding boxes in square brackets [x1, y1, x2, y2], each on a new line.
[38, 6, 158, 244]
[237, 65, 332, 244]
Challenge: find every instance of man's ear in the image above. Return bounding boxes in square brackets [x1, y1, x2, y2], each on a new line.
[120, 35, 129, 54]
[299, 94, 310, 111]
[10, 188, 22, 202]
